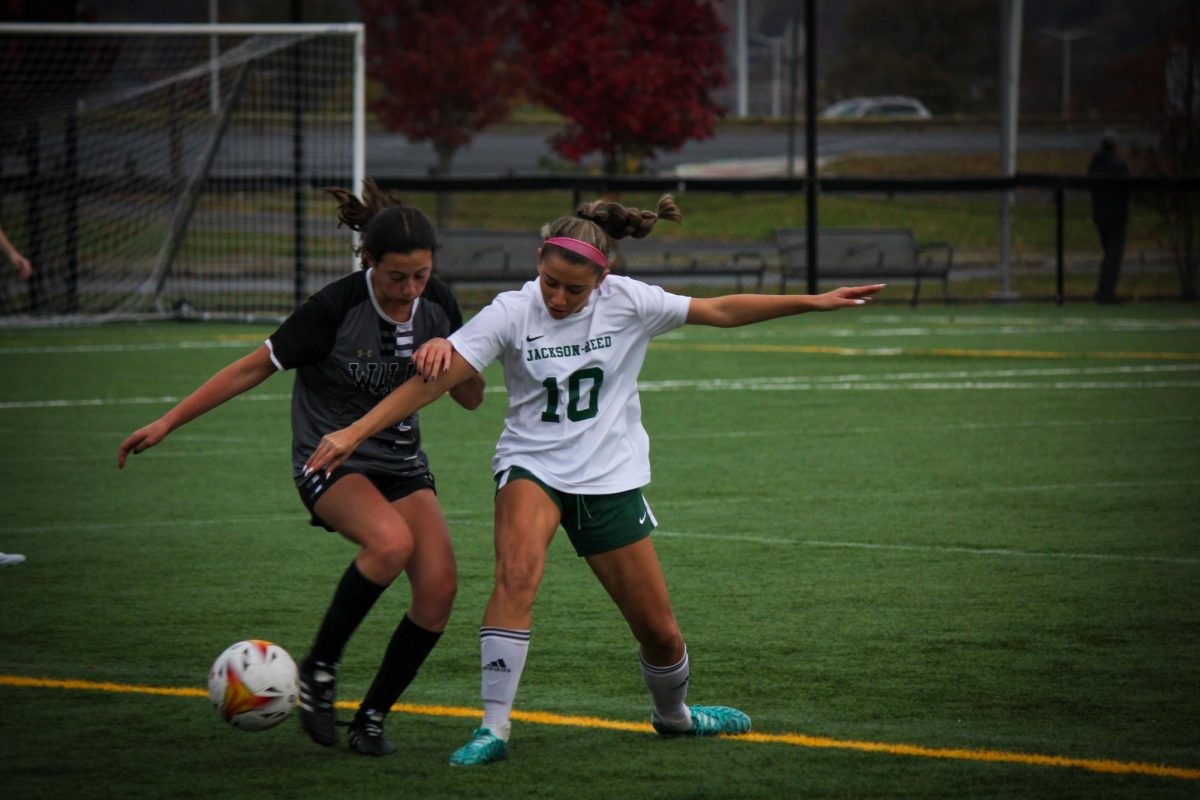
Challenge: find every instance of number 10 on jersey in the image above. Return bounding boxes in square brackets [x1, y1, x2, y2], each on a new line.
[541, 367, 604, 422]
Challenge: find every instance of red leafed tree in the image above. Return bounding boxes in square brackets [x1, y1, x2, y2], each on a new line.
[522, 0, 727, 174]
[357, 0, 526, 176]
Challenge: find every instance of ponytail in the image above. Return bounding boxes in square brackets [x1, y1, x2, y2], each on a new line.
[540, 195, 683, 272]
[325, 178, 438, 261]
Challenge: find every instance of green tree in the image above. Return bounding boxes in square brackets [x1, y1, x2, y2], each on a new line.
[358, 0, 526, 177]
[522, 0, 727, 175]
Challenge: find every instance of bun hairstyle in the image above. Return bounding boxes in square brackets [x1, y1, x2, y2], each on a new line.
[326, 178, 438, 263]
[541, 195, 683, 272]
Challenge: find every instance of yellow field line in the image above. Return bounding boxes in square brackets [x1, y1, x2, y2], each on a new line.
[1, 674, 207, 698]
[650, 342, 1200, 361]
[733, 732, 1200, 781]
[3, 674, 1196, 781]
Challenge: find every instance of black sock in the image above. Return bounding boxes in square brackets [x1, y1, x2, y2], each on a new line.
[359, 615, 443, 716]
[306, 559, 387, 668]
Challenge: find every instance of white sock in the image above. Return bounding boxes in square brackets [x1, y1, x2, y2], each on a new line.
[479, 626, 530, 741]
[640, 649, 691, 728]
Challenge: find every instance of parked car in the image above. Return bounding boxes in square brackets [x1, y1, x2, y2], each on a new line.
[820, 96, 932, 120]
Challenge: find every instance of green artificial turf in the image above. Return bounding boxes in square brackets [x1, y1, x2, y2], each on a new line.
[0, 303, 1197, 799]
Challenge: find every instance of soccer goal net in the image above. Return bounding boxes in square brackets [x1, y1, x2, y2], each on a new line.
[0, 23, 364, 325]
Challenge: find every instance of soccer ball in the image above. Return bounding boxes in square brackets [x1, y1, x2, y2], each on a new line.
[207, 640, 299, 731]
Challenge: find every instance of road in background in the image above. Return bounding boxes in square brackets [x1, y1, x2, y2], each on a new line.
[366, 126, 1155, 177]
[1, 125, 1150, 181]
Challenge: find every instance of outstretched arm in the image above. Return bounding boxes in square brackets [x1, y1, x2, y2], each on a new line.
[305, 350, 479, 476]
[117, 345, 277, 468]
[414, 337, 485, 410]
[686, 284, 885, 328]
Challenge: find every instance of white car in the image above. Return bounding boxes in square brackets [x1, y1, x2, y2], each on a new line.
[820, 96, 932, 120]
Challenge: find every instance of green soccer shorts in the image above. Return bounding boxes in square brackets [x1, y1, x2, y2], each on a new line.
[495, 466, 658, 557]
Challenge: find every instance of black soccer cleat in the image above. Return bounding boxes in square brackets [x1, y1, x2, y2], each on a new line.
[347, 708, 397, 757]
[297, 658, 339, 747]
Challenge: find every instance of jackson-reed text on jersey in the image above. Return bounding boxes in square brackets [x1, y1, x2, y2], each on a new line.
[525, 335, 613, 362]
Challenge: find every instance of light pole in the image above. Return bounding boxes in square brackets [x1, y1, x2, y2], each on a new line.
[749, 34, 783, 117]
[735, 0, 748, 117]
[1039, 27, 1094, 119]
[996, 0, 1023, 301]
[208, 0, 220, 114]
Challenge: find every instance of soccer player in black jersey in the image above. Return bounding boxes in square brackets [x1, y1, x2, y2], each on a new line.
[118, 181, 484, 756]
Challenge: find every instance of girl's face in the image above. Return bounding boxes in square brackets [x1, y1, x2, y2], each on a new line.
[537, 250, 606, 320]
[368, 250, 432, 307]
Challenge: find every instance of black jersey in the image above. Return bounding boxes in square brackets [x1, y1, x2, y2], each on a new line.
[267, 272, 464, 478]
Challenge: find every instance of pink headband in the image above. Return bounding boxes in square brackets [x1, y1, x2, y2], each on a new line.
[545, 237, 608, 269]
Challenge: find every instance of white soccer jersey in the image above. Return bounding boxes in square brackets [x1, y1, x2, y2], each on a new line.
[449, 274, 691, 494]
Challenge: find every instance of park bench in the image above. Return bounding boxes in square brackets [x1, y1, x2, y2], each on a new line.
[613, 238, 768, 292]
[773, 227, 954, 306]
[434, 230, 769, 293]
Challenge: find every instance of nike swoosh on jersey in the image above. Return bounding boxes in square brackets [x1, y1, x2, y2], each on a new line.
[525, 334, 545, 342]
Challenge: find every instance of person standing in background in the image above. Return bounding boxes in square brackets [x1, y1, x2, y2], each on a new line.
[1088, 130, 1131, 304]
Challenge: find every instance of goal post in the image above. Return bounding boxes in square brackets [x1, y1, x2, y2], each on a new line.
[0, 22, 365, 325]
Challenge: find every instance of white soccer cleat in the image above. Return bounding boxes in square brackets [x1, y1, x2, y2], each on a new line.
[0, 553, 26, 567]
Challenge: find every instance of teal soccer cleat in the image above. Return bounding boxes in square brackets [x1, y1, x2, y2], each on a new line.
[652, 705, 752, 736]
[448, 727, 508, 766]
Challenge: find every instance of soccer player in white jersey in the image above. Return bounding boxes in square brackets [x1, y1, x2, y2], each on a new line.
[304, 195, 884, 766]
[118, 181, 484, 756]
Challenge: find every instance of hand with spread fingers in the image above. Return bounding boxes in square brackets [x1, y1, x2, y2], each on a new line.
[814, 283, 886, 310]
[304, 425, 366, 478]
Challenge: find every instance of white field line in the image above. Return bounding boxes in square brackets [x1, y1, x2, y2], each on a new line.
[8, 513, 1194, 567]
[4, 364, 1200, 410]
[649, 478, 1199, 509]
[0, 413, 1193, 447]
[669, 380, 1200, 390]
[0, 393, 292, 410]
[6, 416, 1195, 465]
[660, 415, 1198, 441]
[661, 321, 1200, 341]
[5, 508, 482, 535]
[4, 446, 501, 465]
[0, 340, 259, 355]
[862, 314, 1200, 330]
[863, 313, 1200, 327]
[654, 530, 1200, 566]
[3, 315, 1197, 355]
[638, 363, 1200, 392]
[6, 514, 308, 533]
[4, 450, 283, 464]
[4, 382, 1197, 410]
[652, 318, 1200, 343]
[0, 428, 267, 442]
